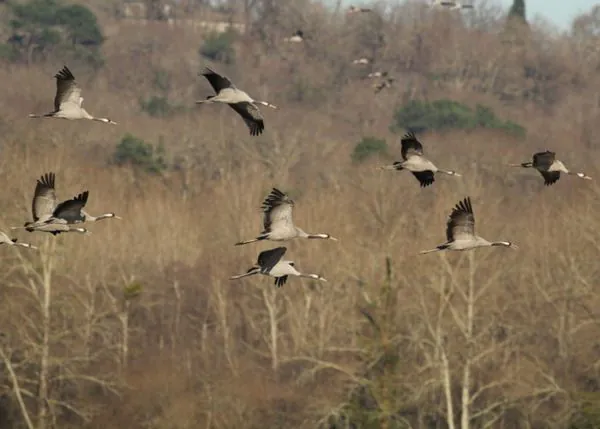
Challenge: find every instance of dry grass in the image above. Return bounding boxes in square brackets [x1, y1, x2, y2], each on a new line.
[1, 1, 600, 428]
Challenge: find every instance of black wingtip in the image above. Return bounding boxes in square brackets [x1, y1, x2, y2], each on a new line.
[76, 191, 89, 203]
[38, 172, 55, 188]
[403, 130, 417, 139]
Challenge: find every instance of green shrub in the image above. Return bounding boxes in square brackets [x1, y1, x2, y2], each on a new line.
[153, 69, 171, 93]
[112, 134, 167, 174]
[352, 137, 388, 163]
[199, 30, 237, 64]
[5, 0, 104, 65]
[139, 96, 174, 117]
[390, 99, 526, 137]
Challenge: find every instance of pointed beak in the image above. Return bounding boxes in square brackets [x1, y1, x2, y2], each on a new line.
[320, 277, 328, 282]
[114, 215, 123, 220]
[329, 236, 339, 241]
[453, 172, 462, 177]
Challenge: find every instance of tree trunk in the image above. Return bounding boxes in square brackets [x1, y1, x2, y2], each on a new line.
[37, 238, 56, 429]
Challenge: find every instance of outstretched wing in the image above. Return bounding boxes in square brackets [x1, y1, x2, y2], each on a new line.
[54, 66, 82, 111]
[261, 188, 294, 232]
[532, 151, 555, 171]
[446, 197, 475, 242]
[257, 247, 287, 273]
[201, 67, 235, 93]
[53, 191, 89, 223]
[228, 102, 265, 136]
[0, 231, 13, 244]
[274, 276, 288, 288]
[32, 172, 58, 221]
[400, 131, 424, 160]
[540, 171, 560, 186]
[411, 171, 435, 187]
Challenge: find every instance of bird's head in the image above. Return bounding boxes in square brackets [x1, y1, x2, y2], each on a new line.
[108, 213, 122, 220]
[577, 173, 592, 180]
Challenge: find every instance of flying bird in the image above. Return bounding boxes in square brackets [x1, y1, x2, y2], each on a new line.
[509, 150, 592, 186]
[367, 71, 388, 79]
[50, 190, 121, 223]
[431, 0, 474, 9]
[420, 197, 517, 254]
[29, 65, 117, 124]
[12, 173, 89, 236]
[235, 188, 338, 245]
[0, 231, 37, 250]
[352, 57, 371, 65]
[230, 246, 328, 287]
[374, 77, 394, 93]
[284, 30, 304, 43]
[347, 5, 373, 14]
[379, 131, 461, 187]
[196, 67, 277, 136]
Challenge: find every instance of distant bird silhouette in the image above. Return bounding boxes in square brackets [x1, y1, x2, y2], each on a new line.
[284, 30, 304, 43]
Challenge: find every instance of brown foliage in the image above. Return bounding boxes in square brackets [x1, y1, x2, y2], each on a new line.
[1, 1, 600, 428]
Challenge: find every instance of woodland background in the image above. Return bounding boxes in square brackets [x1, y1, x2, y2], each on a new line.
[1, 0, 600, 428]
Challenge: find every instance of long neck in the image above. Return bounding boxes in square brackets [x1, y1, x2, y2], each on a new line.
[299, 273, 320, 280]
[231, 267, 260, 280]
[491, 241, 511, 247]
[89, 213, 113, 222]
[257, 100, 278, 109]
[296, 228, 330, 240]
[307, 233, 331, 239]
[438, 169, 456, 176]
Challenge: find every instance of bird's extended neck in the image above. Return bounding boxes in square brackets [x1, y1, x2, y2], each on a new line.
[299, 273, 327, 282]
[439, 169, 461, 176]
[256, 100, 278, 109]
[297, 228, 336, 240]
[87, 212, 120, 222]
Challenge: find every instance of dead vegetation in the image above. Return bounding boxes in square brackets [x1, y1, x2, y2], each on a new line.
[1, 0, 600, 428]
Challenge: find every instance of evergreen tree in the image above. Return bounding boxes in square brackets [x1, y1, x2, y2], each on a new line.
[508, 0, 527, 24]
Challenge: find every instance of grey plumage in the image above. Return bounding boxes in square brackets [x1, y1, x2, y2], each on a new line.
[0, 231, 37, 250]
[52, 190, 121, 223]
[379, 131, 461, 187]
[29, 66, 117, 124]
[510, 150, 592, 186]
[420, 197, 517, 254]
[229, 246, 327, 287]
[284, 30, 304, 42]
[235, 188, 338, 245]
[196, 67, 277, 136]
[12, 172, 89, 236]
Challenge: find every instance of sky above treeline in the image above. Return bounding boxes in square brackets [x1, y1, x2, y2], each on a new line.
[333, 0, 598, 31]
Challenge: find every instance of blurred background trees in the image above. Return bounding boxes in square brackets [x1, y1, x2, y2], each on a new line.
[0, 0, 599, 428]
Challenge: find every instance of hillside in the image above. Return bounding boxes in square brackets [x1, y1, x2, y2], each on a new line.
[1, 1, 600, 428]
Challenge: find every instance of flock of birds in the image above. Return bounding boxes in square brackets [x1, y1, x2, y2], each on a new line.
[284, 2, 475, 94]
[9, 3, 592, 287]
